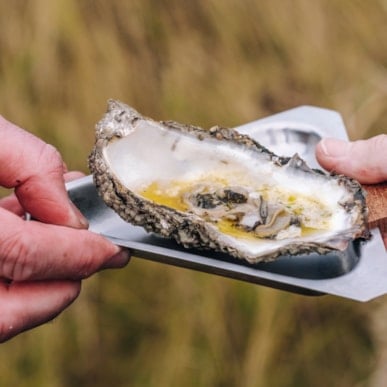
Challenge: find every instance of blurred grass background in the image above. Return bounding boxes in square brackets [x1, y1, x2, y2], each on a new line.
[0, 0, 386, 386]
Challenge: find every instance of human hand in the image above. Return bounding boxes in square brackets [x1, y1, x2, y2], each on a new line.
[0, 116, 130, 343]
[315, 134, 387, 248]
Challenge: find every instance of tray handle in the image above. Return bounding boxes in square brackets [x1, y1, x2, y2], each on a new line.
[365, 182, 387, 236]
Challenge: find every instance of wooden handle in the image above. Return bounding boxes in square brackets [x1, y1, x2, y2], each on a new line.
[364, 182, 387, 233]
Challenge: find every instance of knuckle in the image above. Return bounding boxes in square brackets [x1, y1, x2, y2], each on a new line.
[40, 142, 60, 160]
[39, 143, 64, 172]
[0, 231, 37, 281]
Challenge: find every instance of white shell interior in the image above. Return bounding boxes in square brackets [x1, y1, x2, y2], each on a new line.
[103, 119, 358, 257]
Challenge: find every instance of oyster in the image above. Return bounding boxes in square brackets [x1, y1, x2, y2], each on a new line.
[88, 100, 368, 263]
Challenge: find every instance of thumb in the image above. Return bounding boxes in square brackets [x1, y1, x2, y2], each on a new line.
[315, 134, 387, 184]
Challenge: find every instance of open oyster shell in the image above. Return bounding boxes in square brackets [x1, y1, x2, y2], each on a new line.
[88, 100, 369, 263]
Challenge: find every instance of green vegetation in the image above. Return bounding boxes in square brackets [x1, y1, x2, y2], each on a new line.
[0, 1, 386, 386]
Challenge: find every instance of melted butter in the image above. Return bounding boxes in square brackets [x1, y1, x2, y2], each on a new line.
[140, 182, 188, 211]
[217, 219, 261, 241]
[140, 178, 229, 211]
[301, 227, 321, 236]
[139, 180, 331, 238]
[217, 222, 322, 240]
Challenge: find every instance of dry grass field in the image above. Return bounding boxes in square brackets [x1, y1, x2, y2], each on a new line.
[0, 1, 386, 386]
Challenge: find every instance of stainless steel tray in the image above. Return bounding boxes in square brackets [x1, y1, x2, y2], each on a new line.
[67, 106, 387, 302]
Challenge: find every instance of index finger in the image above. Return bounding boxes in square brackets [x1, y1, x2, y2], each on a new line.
[0, 116, 86, 228]
[0, 208, 129, 281]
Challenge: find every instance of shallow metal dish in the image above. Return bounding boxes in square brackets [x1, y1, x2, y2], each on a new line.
[67, 106, 387, 302]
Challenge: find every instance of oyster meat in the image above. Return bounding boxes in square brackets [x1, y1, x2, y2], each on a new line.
[88, 100, 368, 263]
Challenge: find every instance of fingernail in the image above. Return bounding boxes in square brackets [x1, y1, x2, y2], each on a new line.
[101, 249, 131, 269]
[319, 138, 349, 158]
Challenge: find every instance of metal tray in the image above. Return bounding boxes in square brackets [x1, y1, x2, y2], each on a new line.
[67, 106, 387, 302]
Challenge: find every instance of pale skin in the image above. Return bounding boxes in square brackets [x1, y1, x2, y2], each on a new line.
[315, 134, 387, 248]
[0, 116, 130, 343]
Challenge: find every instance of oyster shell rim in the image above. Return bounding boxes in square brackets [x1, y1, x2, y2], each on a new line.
[88, 99, 369, 263]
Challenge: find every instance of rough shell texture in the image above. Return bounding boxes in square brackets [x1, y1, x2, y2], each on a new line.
[88, 100, 369, 263]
